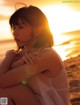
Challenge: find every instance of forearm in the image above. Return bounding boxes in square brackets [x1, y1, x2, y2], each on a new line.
[0, 50, 51, 88]
[0, 56, 12, 76]
[0, 50, 17, 76]
[11, 58, 25, 69]
[0, 64, 35, 88]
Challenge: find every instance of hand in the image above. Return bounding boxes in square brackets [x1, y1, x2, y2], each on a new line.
[6, 50, 17, 58]
[4, 50, 18, 65]
[0, 50, 17, 73]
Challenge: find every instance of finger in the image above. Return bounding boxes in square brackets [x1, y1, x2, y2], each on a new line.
[23, 56, 31, 64]
[23, 53, 37, 64]
[28, 53, 37, 63]
[26, 53, 35, 64]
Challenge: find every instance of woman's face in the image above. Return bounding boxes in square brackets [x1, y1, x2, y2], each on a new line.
[12, 19, 33, 47]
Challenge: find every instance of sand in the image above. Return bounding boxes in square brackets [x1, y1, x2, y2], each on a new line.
[64, 55, 80, 105]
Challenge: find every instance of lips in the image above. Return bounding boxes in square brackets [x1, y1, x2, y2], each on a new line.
[15, 39, 21, 42]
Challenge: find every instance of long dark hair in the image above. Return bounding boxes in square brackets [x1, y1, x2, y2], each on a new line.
[9, 5, 54, 48]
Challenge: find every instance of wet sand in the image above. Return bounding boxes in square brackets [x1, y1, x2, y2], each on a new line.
[64, 55, 80, 105]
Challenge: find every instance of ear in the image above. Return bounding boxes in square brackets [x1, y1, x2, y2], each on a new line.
[33, 26, 42, 36]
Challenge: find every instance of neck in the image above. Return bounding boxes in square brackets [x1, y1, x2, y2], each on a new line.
[23, 36, 38, 51]
[18, 35, 49, 55]
[18, 44, 49, 57]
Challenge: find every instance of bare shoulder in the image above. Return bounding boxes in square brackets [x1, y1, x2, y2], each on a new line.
[39, 47, 64, 76]
[39, 47, 60, 60]
[37, 47, 63, 69]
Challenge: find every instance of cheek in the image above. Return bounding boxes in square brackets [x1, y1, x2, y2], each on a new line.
[22, 30, 32, 41]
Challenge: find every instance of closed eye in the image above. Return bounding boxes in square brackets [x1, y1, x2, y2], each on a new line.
[18, 25, 24, 29]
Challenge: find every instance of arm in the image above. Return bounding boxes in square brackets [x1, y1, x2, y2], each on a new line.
[0, 50, 17, 76]
[0, 48, 62, 88]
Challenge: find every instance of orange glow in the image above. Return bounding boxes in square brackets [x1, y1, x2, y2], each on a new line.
[0, 4, 80, 41]
[41, 4, 80, 45]
[41, 4, 80, 60]
[0, 20, 13, 40]
[0, 3, 80, 60]
[0, 6, 14, 16]
[53, 43, 74, 60]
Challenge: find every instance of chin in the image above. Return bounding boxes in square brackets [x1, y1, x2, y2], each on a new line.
[16, 40, 28, 48]
[16, 43, 24, 48]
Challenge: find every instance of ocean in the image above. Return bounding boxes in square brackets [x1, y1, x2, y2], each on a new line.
[53, 30, 80, 60]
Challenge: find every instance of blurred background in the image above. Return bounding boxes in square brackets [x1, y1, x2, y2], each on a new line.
[0, 0, 80, 62]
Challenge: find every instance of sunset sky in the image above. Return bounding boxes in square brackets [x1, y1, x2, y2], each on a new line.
[0, 0, 80, 41]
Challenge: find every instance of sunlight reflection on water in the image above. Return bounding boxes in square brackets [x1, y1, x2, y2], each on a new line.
[53, 33, 80, 60]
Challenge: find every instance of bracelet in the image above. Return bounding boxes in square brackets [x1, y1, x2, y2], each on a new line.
[22, 80, 28, 85]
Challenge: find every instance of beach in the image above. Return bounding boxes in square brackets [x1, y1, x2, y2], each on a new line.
[64, 56, 80, 105]
[0, 39, 80, 105]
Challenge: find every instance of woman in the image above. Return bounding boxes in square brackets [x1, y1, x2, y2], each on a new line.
[0, 5, 71, 105]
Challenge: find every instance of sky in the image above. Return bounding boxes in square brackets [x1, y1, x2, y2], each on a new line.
[0, 0, 80, 41]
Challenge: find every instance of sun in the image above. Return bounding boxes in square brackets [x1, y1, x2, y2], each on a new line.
[41, 4, 80, 60]
[41, 4, 80, 45]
